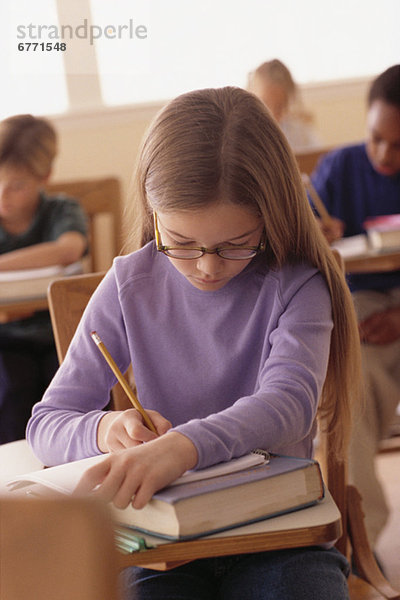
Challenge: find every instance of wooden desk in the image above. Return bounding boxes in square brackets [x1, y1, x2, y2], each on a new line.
[344, 249, 400, 274]
[0, 296, 48, 323]
[117, 491, 341, 571]
[0, 496, 119, 600]
[0, 261, 87, 322]
[295, 147, 332, 175]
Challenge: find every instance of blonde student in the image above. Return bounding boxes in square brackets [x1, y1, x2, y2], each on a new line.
[0, 115, 88, 444]
[248, 58, 321, 152]
[28, 87, 360, 599]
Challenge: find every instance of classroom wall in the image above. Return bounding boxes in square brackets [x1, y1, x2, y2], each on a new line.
[51, 105, 160, 269]
[50, 76, 371, 268]
[52, 76, 371, 194]
[303, 77, 370, 147]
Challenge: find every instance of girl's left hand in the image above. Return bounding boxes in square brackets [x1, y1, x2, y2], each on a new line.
[74, 432, 198, 509]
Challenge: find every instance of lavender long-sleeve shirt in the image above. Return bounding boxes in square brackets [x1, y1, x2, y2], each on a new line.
[27, 242, 333, 468]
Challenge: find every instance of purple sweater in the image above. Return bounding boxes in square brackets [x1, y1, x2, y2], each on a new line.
[27, 242, 333, 468]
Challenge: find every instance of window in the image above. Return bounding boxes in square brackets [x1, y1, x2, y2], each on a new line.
[0, 0, 68, 118]
[1, 0, 399, 117]
[91, 0, 400, 105]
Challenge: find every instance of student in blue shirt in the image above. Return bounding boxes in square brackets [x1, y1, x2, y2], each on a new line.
[311, 64, 400, 549]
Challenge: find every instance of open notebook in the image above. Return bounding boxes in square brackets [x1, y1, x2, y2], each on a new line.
[0, 261, 84, 302]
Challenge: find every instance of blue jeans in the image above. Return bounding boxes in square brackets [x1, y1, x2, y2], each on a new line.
[121, 546, 350, 600]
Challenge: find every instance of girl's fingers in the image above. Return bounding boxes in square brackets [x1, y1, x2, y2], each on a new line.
[75, 433, 197, 510]
[108, 437, 138, 452]
[145, 410, 172, 436]
[131, 480, 157, 509]
[125, 418, 158, 443]
[111, 469, 146, 509]
[123, 410, 172, 441]
[89, 459, 130, 504]
[94, 470, 132, 505]
[74, 458, 111, 494]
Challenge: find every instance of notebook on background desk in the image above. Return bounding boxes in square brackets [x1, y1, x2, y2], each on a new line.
[0, 261, 84, 303]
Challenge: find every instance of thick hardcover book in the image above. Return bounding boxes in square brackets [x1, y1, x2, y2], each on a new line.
[364, 214, 400, 251]
[7, 451, 324, 540]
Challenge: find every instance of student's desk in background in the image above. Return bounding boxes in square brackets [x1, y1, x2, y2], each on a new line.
[332, 233, 400, 275]
[0, 296, 48, 323]
[1, 249, 398, 323]
[344, 249, 400, 274]
[2, 247, 398, 321]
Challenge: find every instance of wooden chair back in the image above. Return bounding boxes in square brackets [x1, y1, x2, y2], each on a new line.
[0, 496, 118, 600]
[46, 177, 122, 272]
[48, 271, 105, 363]
[47, 272, 400, 599]
[47, 272, 132, 410]
[295, 146, 331, 175]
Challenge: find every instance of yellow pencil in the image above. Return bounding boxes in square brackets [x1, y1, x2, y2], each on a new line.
[301, 173, 333, 227]
[90, 330, 157, 434]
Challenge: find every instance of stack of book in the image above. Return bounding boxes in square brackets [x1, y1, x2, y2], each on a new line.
[7, 450, 324, 541]
[364, 214, 400, 251]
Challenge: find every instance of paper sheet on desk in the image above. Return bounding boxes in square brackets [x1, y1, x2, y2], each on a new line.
[331, 234, 369, 258]
[0, 261, 83, 282]
[6, 452, 267, 494]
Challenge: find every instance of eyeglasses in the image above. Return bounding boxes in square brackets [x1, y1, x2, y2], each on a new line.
[153, 212, 265, 260]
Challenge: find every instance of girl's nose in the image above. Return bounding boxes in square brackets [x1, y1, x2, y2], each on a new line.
[196, 252, 223, 277]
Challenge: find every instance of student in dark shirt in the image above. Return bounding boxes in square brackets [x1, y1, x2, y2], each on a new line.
[311, 65, 400, 548]
[0, 114, 88, 443]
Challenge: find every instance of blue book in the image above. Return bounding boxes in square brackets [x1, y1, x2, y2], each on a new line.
[112, 453, 324, 540]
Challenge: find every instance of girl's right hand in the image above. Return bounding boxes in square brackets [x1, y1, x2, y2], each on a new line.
[97, 408, 172, 453]
[76, 431, 198, 509]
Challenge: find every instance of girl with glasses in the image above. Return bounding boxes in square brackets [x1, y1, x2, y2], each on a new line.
[28, 87, 361, 599]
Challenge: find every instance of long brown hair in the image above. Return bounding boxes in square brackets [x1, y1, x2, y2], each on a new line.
[125, 86, 361, 459]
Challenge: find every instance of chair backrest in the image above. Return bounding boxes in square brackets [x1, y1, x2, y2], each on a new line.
[46, 177, 122, 272]
[295, 146, 331, 175]
[47, 272, 132, 410]
[48, 271, 105, 363]
[0, 496, 118, 600]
